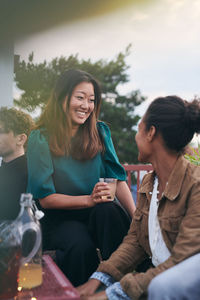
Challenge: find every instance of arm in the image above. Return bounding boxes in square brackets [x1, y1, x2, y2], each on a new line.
[98, 122, 134, 212]
[97, 218, 147, 280]
[40, 181, 112, 209]
[116, 181, 136, 218]
[39, 193, 93, 209]
[119, 182, 200, 300]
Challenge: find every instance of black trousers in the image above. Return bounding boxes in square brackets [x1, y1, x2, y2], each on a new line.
[42, 202, 130, 286]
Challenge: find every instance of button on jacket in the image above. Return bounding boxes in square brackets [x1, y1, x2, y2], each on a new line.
[97, 155, 200, 299]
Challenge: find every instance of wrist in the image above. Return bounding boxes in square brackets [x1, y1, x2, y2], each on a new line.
[89, 278, 101, 289]
[86, 195, 93, 208]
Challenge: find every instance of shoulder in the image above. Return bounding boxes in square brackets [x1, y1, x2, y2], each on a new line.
[15, 154, 27, 166]
[97, 121, 111, 138]
[176, 156, 200, 186]
[142, 170, 154, 182]
[27, 129, 50, 154]
[28, 128, 49, 144]
[139, 170, 155, 193]
[186, 160, 200, 185]
[13, 155, 27, 174]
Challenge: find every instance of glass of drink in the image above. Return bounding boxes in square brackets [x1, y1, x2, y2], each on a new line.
[18, 261, 42, 289]
[0, 221, 21, 300]
[99, 178, 117, 201]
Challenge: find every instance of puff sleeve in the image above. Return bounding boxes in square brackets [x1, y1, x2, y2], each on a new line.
[97, 122, 126, 181]
[26, 129, 56, 199]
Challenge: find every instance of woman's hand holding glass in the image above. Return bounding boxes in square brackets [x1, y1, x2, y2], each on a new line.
[91, 181, 114, 204]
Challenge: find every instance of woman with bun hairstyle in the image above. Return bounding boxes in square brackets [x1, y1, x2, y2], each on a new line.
[26, 69, 135, 286]
[78, 96, 200, 300]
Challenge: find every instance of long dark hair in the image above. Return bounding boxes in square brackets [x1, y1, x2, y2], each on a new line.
[36, 69, 103, 160]
[144, 95, 200, 152]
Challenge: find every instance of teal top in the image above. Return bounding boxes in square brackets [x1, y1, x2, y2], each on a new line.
[27, 122, 126, 200]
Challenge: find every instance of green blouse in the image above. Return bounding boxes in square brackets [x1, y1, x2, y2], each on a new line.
[27, 122, 126, 199]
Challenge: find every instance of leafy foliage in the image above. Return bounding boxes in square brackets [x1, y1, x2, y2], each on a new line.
[100, 91, 145, 163]
[14, 45, 145, 163]
[184, 144, 200, 166]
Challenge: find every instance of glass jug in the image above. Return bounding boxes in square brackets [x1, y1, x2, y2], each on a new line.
[17, 193, 44, 289]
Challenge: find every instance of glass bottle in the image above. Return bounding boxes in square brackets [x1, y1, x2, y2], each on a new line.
[17, 193, 44, 289]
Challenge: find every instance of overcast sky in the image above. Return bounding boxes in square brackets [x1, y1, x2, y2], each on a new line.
[15, 0, 200, 144]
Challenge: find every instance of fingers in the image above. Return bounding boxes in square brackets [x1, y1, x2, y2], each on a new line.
[80, 291, 107, 300]
[94, 196, 112, 203]
[92, 182, 112, 203]
[77, 279, 100, 297]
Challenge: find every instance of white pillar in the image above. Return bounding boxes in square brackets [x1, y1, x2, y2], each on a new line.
[0, 39, 14, 107]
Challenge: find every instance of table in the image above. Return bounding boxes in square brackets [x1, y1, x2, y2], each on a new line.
[17, 255, 80, 300]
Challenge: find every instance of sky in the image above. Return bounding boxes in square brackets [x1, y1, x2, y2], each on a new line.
[15, 0, 200, 144]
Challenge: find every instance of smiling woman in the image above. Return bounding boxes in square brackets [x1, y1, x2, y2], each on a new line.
[66, 82, 95, 134]
[35, 69, 103, 160]
[26, 69, 135, 287]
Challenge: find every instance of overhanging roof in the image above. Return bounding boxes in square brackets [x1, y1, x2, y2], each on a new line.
[0, 0, 150, 40]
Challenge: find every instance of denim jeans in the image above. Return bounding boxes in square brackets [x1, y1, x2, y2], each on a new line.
[148, 253, 200, 300]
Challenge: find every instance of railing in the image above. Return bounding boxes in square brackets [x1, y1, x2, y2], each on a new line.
[123, 164, 153, 192]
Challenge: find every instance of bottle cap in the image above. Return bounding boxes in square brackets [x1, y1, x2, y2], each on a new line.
[20, 193, 33, 207]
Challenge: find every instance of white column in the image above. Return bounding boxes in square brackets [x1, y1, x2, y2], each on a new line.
[0, 38, 14, 107]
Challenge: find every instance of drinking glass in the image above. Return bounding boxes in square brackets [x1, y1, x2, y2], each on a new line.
[99, 178, 117, 200]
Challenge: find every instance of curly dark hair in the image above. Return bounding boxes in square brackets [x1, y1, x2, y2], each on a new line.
[0, 107, 34, 138]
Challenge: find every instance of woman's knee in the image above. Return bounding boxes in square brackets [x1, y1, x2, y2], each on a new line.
[93, 202, 114, 214]
[71, 236, 97, 257]
[51, 220, 94, 249]
[92, 202, 126, 221]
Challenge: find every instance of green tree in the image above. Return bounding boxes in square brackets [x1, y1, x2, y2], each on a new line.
[185, 145, 200, 166]
[14, 46, 145, 163]
[100, 91, 144, 163]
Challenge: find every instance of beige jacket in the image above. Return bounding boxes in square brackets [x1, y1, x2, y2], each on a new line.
[97, 156, 200, 299]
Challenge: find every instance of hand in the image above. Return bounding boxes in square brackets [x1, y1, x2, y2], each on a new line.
[80, 291, 107, 300]
[91, 182, 112, 204]
[77, 279, 101, 297]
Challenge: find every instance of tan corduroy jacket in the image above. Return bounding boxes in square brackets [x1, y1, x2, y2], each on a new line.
[97, 156, 200, 299]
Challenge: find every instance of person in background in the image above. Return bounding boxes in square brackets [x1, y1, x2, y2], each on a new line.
[26, 69, 135, 286]
[0, 107, 34, 220]
[148, 252, 200, 300]
[78, 95, 200, 300]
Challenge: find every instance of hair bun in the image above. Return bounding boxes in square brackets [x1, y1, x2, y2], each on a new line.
[185, 99, 200, 133]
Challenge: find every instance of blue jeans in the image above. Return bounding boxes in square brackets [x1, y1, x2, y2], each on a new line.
[148, 253, 200, 300]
